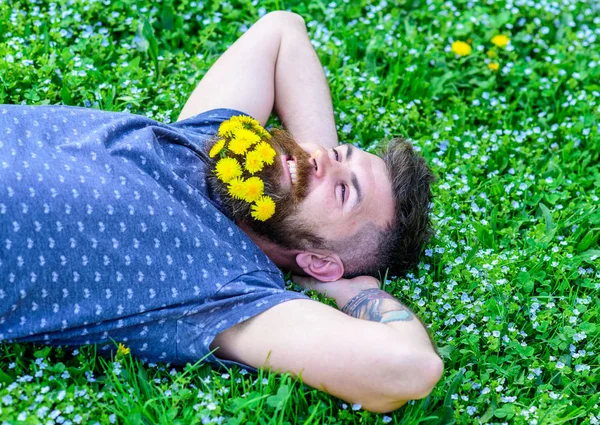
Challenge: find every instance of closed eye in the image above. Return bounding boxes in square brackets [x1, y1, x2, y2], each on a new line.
[333, 148, 340, 161]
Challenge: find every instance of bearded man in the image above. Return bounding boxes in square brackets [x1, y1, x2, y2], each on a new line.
[0, 12, 442, 412]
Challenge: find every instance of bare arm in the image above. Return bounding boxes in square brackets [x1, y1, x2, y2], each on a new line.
[177, 12, 338, 148]
[294, 275, 438, 354]
[211, 299, 443, 413]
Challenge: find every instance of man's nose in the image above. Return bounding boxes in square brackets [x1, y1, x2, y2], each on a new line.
[310, 147, 333, 178]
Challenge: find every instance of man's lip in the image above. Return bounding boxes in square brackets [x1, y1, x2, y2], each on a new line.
[280, 154, 293, 189]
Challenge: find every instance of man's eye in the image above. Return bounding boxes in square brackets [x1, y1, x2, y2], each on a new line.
[341, 184, 346, 202]
[333, 148, 340, 161]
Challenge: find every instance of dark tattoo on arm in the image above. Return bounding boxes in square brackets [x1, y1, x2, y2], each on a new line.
[341, 288, 414, 323]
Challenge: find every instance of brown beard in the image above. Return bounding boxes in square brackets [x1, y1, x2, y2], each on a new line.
[205, 129, 326, 251]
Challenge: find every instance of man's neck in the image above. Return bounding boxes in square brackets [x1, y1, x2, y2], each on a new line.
[236, 221, 303, 274]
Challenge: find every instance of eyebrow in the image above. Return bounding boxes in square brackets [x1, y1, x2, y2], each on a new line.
[344, 144, 362, 209]
[351, 172, 362, 208]
[346, 144, 355, 161]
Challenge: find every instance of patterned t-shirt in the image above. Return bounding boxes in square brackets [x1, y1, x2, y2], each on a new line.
[0, 105, 309, 369]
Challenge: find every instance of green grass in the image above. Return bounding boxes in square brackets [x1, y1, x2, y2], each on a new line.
[1, 0, 599, 423]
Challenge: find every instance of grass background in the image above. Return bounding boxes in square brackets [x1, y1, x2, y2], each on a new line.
[1, 0, 599, 423]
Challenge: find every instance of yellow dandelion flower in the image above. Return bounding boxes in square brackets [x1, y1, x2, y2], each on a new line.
[251, 196, 275, 221]
[229, 137, 252, 155]
[117, 343, 130, 356]
[215, 157, 242, 183]
[231, 115, 260, 128]
[209, 139, 226, 158]
[229, 128, 261, 155]
[227, 177, 247, 200]
[254, 142, 277, 165]
[248, 122, 271, 140]
[487, 49, 497, 58]
[451, 41, 472, 57]
[256, 126, 271, 140]
[245, 150, 265, 174]
[243, 177, 264, 203]
[218, 120, 243, 138]
[491, 34, 510, 48]
[488, 62, 500, 71]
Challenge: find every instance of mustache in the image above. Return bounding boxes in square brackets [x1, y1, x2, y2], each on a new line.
[267, 129, 314, 201]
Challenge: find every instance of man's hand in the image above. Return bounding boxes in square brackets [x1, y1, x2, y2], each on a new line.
[292, 275, 380, 309]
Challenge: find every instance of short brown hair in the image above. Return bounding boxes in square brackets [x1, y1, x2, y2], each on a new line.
[338, 138, 435, 278]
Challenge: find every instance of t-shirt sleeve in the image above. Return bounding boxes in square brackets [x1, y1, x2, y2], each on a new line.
[176, 270, 311, 371]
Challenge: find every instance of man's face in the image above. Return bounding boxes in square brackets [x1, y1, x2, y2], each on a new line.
[283, 142, 395, 249]
[208, 132, 394, 253]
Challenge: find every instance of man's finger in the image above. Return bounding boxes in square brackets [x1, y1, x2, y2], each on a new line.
[291, 276, 342, 297]
[291, 275, 322, 290]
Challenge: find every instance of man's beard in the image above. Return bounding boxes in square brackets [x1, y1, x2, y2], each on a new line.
[205, 129, 326, 251]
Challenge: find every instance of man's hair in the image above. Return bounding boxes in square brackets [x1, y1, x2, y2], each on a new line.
[336, 138, 435, 278]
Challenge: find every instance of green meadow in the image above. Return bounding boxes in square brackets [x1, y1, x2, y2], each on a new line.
[0, 0, 598, 423]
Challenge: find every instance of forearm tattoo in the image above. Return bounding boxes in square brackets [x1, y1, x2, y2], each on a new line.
[341, 288, 414, 323]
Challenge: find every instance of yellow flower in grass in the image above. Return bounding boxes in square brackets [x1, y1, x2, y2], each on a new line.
[245, 150, 264, 174]
[488, 62, 500, 71]
[491, 34, 510, 48]
[209, 139, 226, 158]
[117, 343, 130, 356]
[451, 41, 472, 57]
[254, 142, 277, 165]
[229, 128, 261, 155]
[218, 120, 243, 138]
[243, 177, 264, 202]
[215, 157, 242, 183]
[251, 196, 275, 221]
[227, 177, 247, 200]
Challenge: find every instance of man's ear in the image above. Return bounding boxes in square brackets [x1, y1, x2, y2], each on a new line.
[295, 252, 344, 282]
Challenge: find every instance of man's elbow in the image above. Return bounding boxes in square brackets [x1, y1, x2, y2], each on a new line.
[363, 353, 444, 413]
[407, 352, 444, 399]
[260, 11, 306, 30]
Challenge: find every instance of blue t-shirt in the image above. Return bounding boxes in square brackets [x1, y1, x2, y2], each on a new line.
[0, 105, 309, 369]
